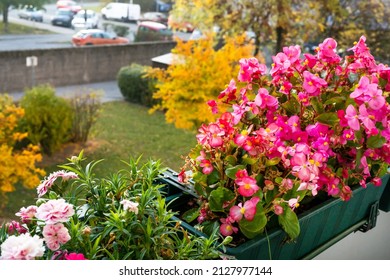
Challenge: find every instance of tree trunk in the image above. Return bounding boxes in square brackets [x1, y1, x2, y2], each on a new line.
[275, 26, 284, 53]
[2, 4, 9, 33]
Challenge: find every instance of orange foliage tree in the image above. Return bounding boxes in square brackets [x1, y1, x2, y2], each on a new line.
[149, 34, 258, 130]
[0, 95, 45, 208]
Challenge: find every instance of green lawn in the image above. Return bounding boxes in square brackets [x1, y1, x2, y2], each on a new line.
[0, 22, 53, 35]
[1, 101, 197, 221]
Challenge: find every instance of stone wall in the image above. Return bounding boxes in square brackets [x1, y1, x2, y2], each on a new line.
[0, 41, 176, 93]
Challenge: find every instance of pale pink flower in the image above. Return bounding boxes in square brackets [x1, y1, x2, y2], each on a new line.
[345, 105, 360, 131]
[274, 204, 284, 215]
[43, 223, 71, 251]
[288, 196, 300, 210]
[37, 170, 78, 197]
[15, 205, 38, 224]
[120, 199, 139, 214]
[0, 234, 45, 260]
[35, 199, 75, 224]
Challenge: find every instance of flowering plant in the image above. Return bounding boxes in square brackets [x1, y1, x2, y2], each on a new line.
[0, 153, 223, 260]
[179, 36, 390, 242]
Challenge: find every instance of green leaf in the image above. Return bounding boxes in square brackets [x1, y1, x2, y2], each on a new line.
[266, 157, 280, 167]
[281, 97, 300, 116]
[367, 134, 386, 149]
[182, 208, 199, 223]
[324, 97, 345, 109]
[278, 207, 300, 239]
[316, 112, 339, 127]
[310, 97, 324, 113]
[225, 155, 237, 166]
[207, 169, 220, 185]
[209, 187, 235, 212]
[239, 203, 267, 239]
[225, 165, 245, 180]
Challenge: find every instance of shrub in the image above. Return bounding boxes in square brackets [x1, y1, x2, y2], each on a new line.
[69, 91, 102, 143]
[0, 95, 45, 209]
[20, 85, 74, 155]
[117, 64, 158, 107]
[149, 34, 257, 130]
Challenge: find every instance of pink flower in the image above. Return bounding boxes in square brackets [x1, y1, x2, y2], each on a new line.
[358, 104, 377, 134]
[255, 88, 278, 110]
[65, 252, 87, 260]
[43, 223, 71, 251]
[345, 105, 360, 131]
[16, 205, 38, 224]
[196, 123, 225, 148]
[235, 173, 260, 197]
[37, 170, 78, 197]
[207, 99, 218, 114]
[288, 196, 300, 210]
[0, 234, 45, 260]
[229, 197, 260, 222]
[219, 79, 237, 102]
[6, 221, 27, 235]
[302, 71, 327, 96]
[270, 52, 291, 76]
[274, 204, 284, 215]
[120, 199, 139, 214]
[283, 45, 301, 64]
[317, 38, 341, 63]
[238, 57, 267, 82]
[35, 199, 75, 224]
[219, 217, 238, 236]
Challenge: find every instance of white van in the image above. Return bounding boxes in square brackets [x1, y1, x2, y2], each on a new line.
[101, 3, 141, 22]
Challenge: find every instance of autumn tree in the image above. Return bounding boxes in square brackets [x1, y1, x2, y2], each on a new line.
[0, 95, 45, 209]
[149, 34, 256, 130]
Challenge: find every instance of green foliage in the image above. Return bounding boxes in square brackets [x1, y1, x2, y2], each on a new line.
[69, 91, 102, 143]
[20, 84, 74, 155]
[117, 64, 158, 107]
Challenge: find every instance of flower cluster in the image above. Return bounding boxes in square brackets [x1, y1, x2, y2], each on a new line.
[179, 36, 390, 240]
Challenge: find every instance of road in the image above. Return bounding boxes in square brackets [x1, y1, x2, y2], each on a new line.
[0, 3, 190, 51]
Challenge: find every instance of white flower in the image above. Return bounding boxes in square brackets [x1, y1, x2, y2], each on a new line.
[0, 233, 45, 260]
[120, 199, 139, 214]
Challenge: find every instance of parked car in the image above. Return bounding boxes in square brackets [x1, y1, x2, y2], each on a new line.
[101, 2, 141, 22]
[139, 12, 168, 24]
[167, 14, 194, 33]
[135, 21, 173, 42]
[51, 8, 74, 27]
[71, 9, 99, 29]
[72, 29, 129, 46]
[18, 5, 44, 22]
[56, 0, 82, 14]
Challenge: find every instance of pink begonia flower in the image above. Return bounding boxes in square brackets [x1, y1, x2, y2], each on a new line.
[207, 100, 218, 114]
[120, 199, 139, 214]
[229, 197, 260, 222]
[65, 253, 87, 260]
[358, 104, 377, 134]
[199, 159, 213, 175]
[270, 52, 291, 76]
[345, 105, 360, 131]
[0, 233, 45, 260]
[235, 173, 260, 197]
[218, 79, 237, 102]
[196, 123, 225, 148]
[6, 221, 27, 235]
[274, 204, 284, 215]
[304, 53, 317, 68]
[302, 71, 327, 96]
[288, 196, 300, 210]
[372, 177, 382, 187]
[238, 57, 267, 82]
[283, 45, 301, 64]
[37, 170, 78, 197]
[255, 88, 279, 110]
[348, 35, 369, 55]
[326, 177, 340, 196]
[298, 182, 318, 196]
[317, 38, 341, 63]
[35, 199, 75, 225]
[219, 217, 238, 236]
[43, 223, 71, 251]
[16, 205, 38, 224]
[359, 156, 371, 177]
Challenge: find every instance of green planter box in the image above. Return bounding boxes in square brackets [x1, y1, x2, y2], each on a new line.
[167, 174, 390, 260]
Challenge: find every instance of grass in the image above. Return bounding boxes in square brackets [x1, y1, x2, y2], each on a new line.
[0, 22, 53, 35]
[1, 100, 197, 221]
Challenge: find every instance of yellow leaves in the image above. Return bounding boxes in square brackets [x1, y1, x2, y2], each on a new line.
[149, 34, 254, 130]
[0, 96, 45, 198]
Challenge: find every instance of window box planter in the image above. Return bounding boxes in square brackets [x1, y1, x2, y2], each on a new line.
[164, 173, 390, 260]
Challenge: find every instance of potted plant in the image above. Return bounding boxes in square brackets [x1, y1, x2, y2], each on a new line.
[175, 35, 390, 259]
[0, 153, 224, 260]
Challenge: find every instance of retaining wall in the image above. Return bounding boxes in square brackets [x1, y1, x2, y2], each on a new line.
[0, 41, 176, 92]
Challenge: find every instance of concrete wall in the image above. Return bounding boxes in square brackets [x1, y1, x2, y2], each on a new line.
[0, 41, 176, 93]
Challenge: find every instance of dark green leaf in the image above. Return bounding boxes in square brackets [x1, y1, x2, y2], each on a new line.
[316, 112, 339, 127]
[209, 187, 235, 212]
[278, 207, 300, 239]
[281, 97, 300, 116]
[182, 208, 199, 223]
[367, 134, 386, 149]
[310, 97, 324, 113]
[239, 203, 267, 239]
